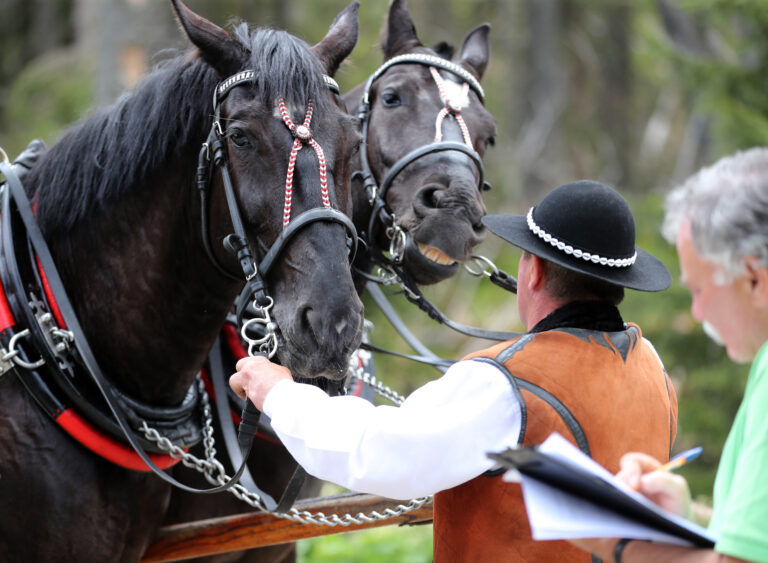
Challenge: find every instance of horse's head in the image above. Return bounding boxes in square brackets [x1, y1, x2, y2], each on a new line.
[346, 0, 496, 286]
[172, 0, 364, 380]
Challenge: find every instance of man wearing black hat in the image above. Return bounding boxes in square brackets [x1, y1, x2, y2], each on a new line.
[231, 180, 678, 562]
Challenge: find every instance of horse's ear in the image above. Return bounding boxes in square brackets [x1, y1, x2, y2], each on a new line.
[170, 0, 246, 77]
[458, 23, 491, 80]
[381, 0, 422, 59]
[312, 1, 359, 77]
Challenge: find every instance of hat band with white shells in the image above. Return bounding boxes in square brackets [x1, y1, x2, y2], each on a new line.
[526, 208, 637, 268]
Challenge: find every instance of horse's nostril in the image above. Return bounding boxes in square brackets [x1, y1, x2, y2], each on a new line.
[334, 318, 348, 336]
[300, 307, 317, 335]
[417, 185, 444, 209]
[299, 306, 357, 340]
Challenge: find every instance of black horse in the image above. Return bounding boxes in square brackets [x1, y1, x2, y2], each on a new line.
[346, 0, 495, 290]
[160, 1, 495, 562]
[0, 0, 363, 561]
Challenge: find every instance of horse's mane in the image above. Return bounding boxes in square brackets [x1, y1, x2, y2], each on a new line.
[29, 24, 330, 236]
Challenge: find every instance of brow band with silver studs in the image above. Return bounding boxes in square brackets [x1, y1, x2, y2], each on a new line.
[526, 208, 637, 268]
[364, 53, 485, 104]
[323, 75, 340, 95]
[214, 70, 339, 108]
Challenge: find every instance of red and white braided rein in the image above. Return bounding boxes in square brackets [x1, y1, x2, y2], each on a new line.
[277, 98, 331, 227]
[429, 66, 473, 147]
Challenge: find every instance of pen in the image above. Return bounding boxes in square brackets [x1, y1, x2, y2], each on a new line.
[658, 446, 703, 472]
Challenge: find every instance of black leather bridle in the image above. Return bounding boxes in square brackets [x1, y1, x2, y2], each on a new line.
[194, 69, 360, 509]
[352, 54, 520, 343]
[197, 70, 357, 317]
[354, 53, 489, 253]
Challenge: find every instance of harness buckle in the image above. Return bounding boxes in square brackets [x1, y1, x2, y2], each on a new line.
[29, 294, 75, 369]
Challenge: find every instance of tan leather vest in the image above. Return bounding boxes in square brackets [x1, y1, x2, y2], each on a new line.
[433, 324, 678, 562]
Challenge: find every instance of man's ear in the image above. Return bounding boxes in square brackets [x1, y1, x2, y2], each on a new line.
[745, 258, 768, 307]
[527, 254, 547, 291]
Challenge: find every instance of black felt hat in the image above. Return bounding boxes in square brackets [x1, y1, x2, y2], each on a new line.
[483, 180, 671, 292]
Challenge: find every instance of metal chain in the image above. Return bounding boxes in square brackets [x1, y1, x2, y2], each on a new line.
[141, 369, 432, 523]
[280, 495, 432, 526]
[348, 361, 405, 405]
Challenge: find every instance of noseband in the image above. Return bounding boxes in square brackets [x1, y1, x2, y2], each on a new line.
[354, 54, 490, 264]
[197, 70, 358, 357]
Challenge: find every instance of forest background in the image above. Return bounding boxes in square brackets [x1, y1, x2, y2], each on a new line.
[2, 0, 766, 561]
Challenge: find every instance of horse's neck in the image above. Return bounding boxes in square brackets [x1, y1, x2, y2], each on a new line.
[51, 169, 241, 404]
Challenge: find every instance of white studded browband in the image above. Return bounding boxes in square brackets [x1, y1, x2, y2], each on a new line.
[526, 208, 637, 268]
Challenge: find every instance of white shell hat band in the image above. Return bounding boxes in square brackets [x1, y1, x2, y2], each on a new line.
[526, 208, 637, 268]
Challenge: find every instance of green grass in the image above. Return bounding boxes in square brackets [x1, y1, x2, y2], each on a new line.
[297, 524, 433, 563]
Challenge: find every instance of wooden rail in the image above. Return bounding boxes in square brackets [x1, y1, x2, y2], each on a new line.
[141, 493, 433, 562]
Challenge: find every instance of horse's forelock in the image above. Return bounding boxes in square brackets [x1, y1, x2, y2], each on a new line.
[231, 24, 333, 113]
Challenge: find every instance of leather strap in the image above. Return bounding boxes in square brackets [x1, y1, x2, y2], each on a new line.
[259, 208, 357, 276]
[614, 538, 633, 563]
[0, 159, 251, 494]
[208, 336, 308, 512]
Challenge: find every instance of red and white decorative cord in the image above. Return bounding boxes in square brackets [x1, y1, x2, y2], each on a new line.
[277, 98, 331, 227]
[430, 66, 473, 147]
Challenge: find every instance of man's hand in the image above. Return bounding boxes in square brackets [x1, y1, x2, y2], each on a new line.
[616, 452, 692, 519]
[229, 356, 293, 411]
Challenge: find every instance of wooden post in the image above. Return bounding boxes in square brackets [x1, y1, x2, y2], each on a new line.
[141, 493, 433, 562]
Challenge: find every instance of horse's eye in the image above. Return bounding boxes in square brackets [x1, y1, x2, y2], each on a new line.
[380, 89, 401, 108]
[228, 128, 251, 149]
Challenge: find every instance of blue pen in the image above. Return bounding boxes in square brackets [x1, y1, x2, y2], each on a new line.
[659, 446, 703, 472]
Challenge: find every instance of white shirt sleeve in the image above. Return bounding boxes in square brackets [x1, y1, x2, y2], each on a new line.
[263, 359, 522, 500]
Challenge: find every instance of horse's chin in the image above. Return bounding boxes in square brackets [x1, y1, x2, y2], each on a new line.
[402, 238, 461, 285]
[277, 345, 354, 382]
[293, 374, 348, 396]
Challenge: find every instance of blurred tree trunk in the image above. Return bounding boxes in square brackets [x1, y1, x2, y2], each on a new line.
[75, 0, 179, 108]
[515, 0, 567, 202]
[595, 2, 633, 190]
[655, 0, 712, 182]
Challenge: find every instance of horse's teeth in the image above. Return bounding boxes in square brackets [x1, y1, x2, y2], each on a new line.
[418, 243, 457, 266]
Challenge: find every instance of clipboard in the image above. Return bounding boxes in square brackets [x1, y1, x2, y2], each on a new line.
[489, 438, 716, 548]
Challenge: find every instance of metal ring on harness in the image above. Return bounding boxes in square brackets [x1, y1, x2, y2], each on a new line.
[464, 255, 500, 278]
[4, 329, 46, 369]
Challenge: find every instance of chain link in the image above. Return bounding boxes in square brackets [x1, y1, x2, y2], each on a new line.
[349, 364, 405, 405]
[140, 369, 432, 523]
